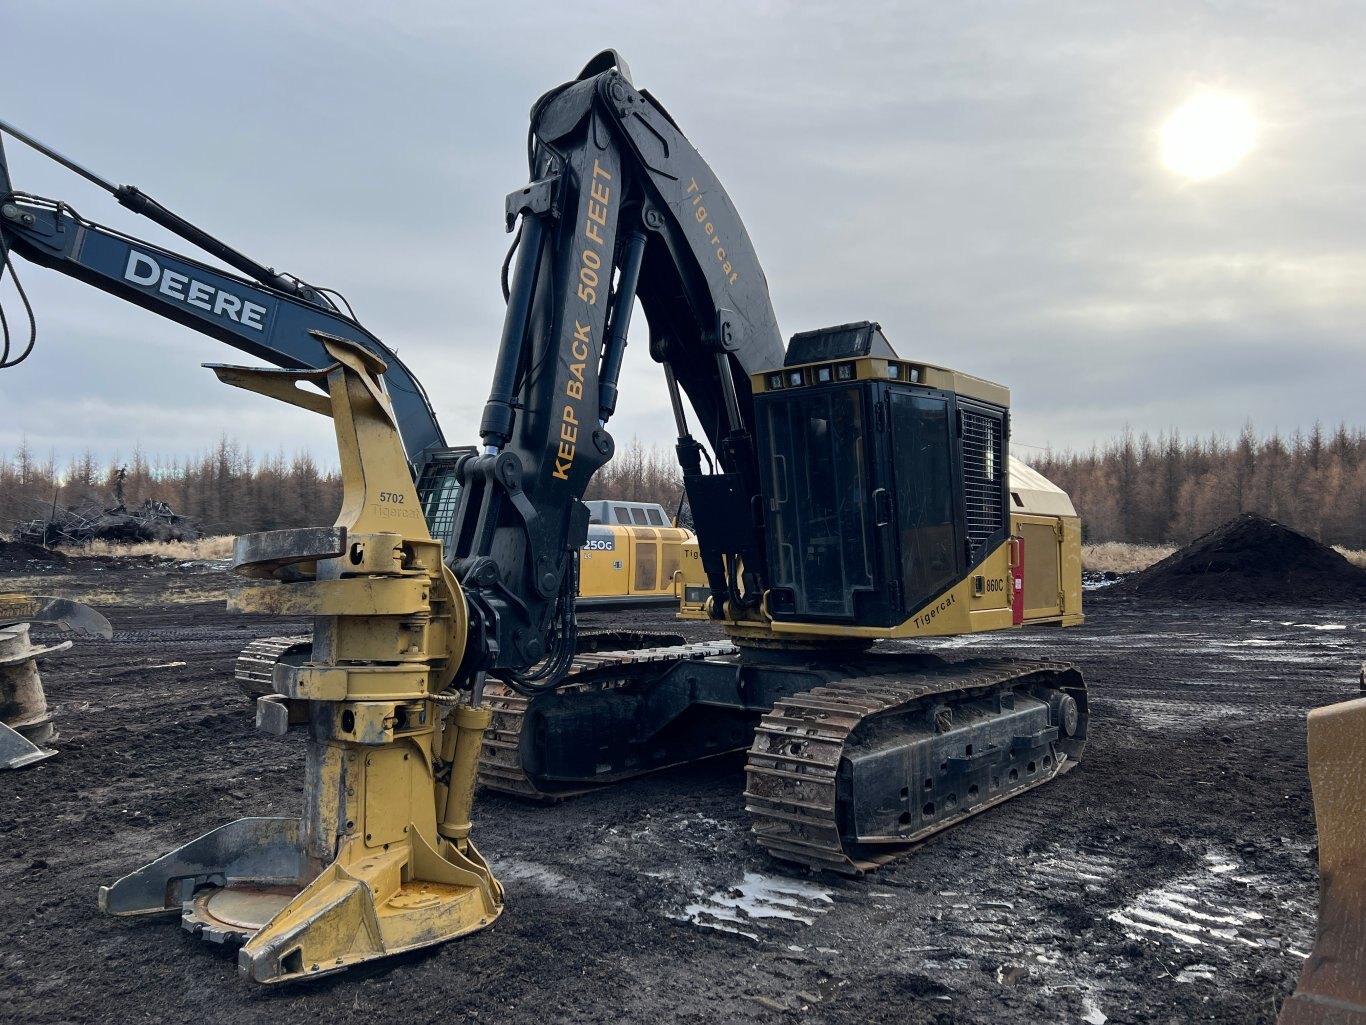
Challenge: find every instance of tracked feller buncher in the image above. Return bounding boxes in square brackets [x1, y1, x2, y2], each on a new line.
[438, 50, 1088, 873]
[2, 51, 1089, 978]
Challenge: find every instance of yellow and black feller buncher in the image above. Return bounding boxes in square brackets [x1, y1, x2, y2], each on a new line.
[0, 51, 1087, 978]
[436, 49, 1088, 871]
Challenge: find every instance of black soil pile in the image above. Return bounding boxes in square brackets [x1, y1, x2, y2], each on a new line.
[0, 538, 70, 572]
[1106, 513, 1366, 602]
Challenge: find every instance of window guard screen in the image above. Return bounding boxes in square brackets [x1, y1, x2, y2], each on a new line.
[415, 459, 462, 544]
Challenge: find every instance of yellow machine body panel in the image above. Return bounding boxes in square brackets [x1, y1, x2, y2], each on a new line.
[1280, 695, 1366, 1025]
[577, 500, 692, 606]
[99, 338, 502, 985]
[578, 523, 692, 602]
[675, 539, 709, 620]
[676, 456, 1082, 637]
[751, 354, 1010, 408]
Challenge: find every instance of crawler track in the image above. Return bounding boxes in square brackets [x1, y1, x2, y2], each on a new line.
[233, 634, 310, 699]
[745, 658, 1087, 873]
[232, 633, 1088, 878]
[478, 638, 740, 799]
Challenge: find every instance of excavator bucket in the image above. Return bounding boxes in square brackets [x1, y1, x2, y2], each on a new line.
[1280, 696, 1366, 1025]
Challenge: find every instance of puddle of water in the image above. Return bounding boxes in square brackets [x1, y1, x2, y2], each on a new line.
[1108, 696, 1256, 731]
[1205, 853, 1238, 875]
[917, 635, 986, 650]
[1188, 640, 1343, 662]
[1030, 848, 1117, 886]
[675, 872, 834, 940]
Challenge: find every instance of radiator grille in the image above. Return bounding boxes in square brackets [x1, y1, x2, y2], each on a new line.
[962, 410, 1003, 556]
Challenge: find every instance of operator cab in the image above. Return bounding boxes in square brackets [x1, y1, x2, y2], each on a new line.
[413, 446, 478, 543]
[755, 321, 1009, 627]
[583, 500, 672, 527]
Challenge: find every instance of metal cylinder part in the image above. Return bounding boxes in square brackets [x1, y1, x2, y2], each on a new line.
[1048, 691, 1080, 738]
[439, 703, 494, 844]
[0, 623, 64, 748]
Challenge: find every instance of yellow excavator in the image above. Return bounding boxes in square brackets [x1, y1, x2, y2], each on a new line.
[4, 51, 1092, 981]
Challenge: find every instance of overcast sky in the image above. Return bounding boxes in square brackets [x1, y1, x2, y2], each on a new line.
[2, 0, 1361, 477]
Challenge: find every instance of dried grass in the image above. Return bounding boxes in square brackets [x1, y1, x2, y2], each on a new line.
[1082, 542, 1177, 574]
[36, 533, 1366, 577]
[69, 536, 236, 561]
[1333, 546, 1366, 569]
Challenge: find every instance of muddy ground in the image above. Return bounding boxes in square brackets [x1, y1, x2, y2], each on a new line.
[1, 556, 1358, 1025]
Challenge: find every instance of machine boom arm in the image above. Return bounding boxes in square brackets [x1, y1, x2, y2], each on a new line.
[0, 126, 445, 461]
[451, 50, 787, 679]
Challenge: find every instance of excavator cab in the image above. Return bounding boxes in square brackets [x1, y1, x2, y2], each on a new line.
[756, 321, 1007, 627]
[413, 445, 478, 545]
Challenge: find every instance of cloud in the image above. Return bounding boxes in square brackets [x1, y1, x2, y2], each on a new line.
[2, 0, 1362, 480]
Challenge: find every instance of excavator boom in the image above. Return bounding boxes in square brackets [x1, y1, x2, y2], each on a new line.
[0, 124, 444, 458]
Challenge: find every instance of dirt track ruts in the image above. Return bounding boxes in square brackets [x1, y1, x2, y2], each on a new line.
[0, 558, 1355, 1024]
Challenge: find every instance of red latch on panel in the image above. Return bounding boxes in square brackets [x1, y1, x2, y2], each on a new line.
[1008, 536, 1024, 625]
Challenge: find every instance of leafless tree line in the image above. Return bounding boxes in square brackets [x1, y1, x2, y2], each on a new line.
[8, 425, 1359, 549]
[584, 439, 687, 516]
[1024, 423, 1366, 547]
[0, 437, 686, 540]
[0, 439, 341, 537]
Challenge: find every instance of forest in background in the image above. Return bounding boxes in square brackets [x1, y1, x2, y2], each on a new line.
[4, 425, 1364, 547]
[1025, 423, 1366, 547]
[0, 438, 687, 538]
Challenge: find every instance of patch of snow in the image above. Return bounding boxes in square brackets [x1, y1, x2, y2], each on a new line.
[1109, 852, 1294, 954]
[1176, 964, 1217, 983]
[674, 872, 835, 939]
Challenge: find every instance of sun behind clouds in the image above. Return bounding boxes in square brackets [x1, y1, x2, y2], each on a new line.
[1162, 93, 1256, 179]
